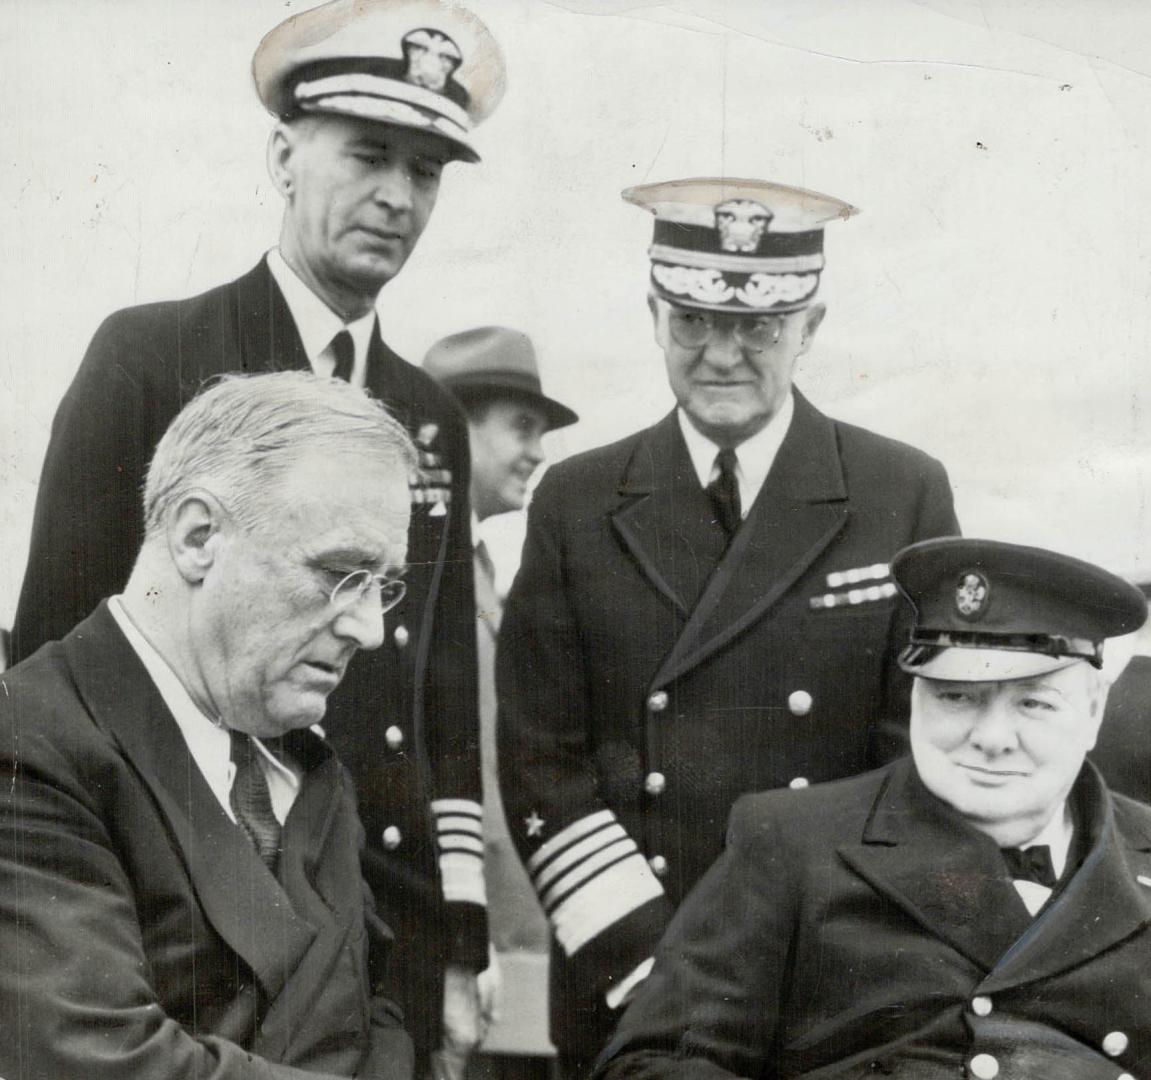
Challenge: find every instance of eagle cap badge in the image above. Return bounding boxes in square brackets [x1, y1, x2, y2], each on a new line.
[402, 27, 463, 92]
[714, 198, 773, 253]
[955, 570, 990, 620]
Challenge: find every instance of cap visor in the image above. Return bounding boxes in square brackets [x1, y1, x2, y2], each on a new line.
[299, 98, 479, 162]
[899, 645, 1081, 682]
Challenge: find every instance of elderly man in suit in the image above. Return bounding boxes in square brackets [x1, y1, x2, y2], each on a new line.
[595, 537, 1151, 1080]
[10, 0, 506, 1069]
[496, 178, 961, 1071]
[0, 372, 415, 1080]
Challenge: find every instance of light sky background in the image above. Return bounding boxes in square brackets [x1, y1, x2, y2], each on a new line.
[2, 0, 1150, 624]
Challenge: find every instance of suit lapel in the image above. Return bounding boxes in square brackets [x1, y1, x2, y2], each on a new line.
[232, 257, 311, 374]
[652, 392, 849, 687]
[839, 760, 1032, 972]
[62, 605, 317, 1002]
[611, 412, 727, 618]
[981, 765, 1151, 992]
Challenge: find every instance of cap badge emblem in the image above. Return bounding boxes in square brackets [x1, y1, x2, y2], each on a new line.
[402, 28, 463, 93]
[714, 199, 772, 253]
[955, 571, 989, 620]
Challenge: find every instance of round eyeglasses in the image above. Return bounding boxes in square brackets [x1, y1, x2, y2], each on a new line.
[330, 569, 407, 616]
[667, 308, 786, 351]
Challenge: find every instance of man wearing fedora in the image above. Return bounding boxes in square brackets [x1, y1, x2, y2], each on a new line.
[496, 178, 961, 1070]
[595, 538, 1151, 1080]
[10, 0, 506, 1068]
[425, 326, 577, 1075]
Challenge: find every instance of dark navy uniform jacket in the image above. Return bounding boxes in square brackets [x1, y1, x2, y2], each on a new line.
[596, 758, 1151, 1080]
[497, 391, 959, 1057]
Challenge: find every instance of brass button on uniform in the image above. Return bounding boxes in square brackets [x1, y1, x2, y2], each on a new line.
[382, 826, 402, 850]
[1102, 1031, 1129, 1057]
[647, 690, 669, 712]
[968, 1053, 999, 1079]
[787, 690, 813, 716]
[645, 771, 667, 796]
[393, 625, 410, 649]
[385, 725, 404, 751]
[788, 777, 809, 790]
[970, 996, 992, 1017]
[648, 854, 668, 877]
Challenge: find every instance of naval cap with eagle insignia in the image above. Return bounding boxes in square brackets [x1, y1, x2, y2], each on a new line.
[892, 537, 1147, 682]
[252, 0, 506, 163]
[622, 177, 858, 314]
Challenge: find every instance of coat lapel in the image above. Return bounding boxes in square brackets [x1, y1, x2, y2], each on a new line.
[652, 392, 850, 687]
[611, 412, 728, 618]
[232, 257, 311, 374]
[62, 605, 317, 1002]
[981, 765, 1151, 992]
[839, 760, 1033, 972]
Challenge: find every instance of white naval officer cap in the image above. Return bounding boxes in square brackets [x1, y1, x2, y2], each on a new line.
[252, 0, 507, 163]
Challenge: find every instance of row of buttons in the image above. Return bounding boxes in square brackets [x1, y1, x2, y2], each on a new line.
[646, 689, 813, 716]
[644, 770, 810, 795]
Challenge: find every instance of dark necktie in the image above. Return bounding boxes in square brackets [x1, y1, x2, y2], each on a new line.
[229, 730, 281, 873]
[706, 447, 742, 537]
[1001, 844, 1056, 887]
[330, 328, 354, 383]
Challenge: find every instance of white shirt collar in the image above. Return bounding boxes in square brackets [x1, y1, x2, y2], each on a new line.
[1022, 800, 1074, 881]
[107, 596, 299, 825]
[676, 391, 795, 518]
[266, 248, 376, 387]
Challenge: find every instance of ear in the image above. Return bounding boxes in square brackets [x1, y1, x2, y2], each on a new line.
[267, 123, 297, 200]
[798, 302, 826, 357]
[647, 292, 662, 346]
[167, 492, 226, 585]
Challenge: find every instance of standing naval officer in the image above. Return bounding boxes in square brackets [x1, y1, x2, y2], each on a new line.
[596, 538, 1151, 1080]
[497, 178, 961, 1070]
[9, 0, 506, 1069]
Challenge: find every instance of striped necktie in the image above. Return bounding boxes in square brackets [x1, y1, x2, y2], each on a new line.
[229, 730, 281, 873]
[706, 447, 742, 537]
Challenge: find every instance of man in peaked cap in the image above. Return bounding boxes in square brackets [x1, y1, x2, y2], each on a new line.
[596, 538, 1151, 1080]
[425, 326, 576, 1074]
[10, 0, 506, 1071]
[496, 178, 961, 1071]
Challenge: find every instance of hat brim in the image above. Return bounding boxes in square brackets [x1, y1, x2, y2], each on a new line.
[298, 98, 479, 162]
[899, 644, 1083, 682]
[449, 380, 579, 431]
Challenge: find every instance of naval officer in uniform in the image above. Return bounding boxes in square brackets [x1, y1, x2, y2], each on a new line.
[10, 0, 507, 1069]
[596, 537, 1151, 1080]
[496, 178, 961, 1070]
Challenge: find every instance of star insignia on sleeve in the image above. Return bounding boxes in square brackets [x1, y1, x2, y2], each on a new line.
[525, 811, 544, 838]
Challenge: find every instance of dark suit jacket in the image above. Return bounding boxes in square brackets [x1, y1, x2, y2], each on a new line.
[1093, 653, 1151, 804]
[497, 394, 959, 1056]
[595, 759, 1151, 1079]
[0, 604, 412, 1080]
[10, 259, 485, 1055]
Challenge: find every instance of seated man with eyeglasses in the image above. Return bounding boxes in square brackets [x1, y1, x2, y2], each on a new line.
[497, 178, 961, 1072]
[0, 371, 416, 1080]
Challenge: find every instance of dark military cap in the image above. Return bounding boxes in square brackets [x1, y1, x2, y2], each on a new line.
[892, 537, 1148, 682]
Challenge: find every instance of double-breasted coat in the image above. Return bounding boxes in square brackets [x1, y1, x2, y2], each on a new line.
[496, 392, 960, 1058]
[0, 604, 413, 1080]
[595, 758, 1151, 1079]
[10, 258, 486, 1056]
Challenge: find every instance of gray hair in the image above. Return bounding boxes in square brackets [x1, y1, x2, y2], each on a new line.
[143, 372, 416, 536]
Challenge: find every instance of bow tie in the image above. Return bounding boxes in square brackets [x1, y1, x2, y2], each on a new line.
[1001, 844, 1056, 888]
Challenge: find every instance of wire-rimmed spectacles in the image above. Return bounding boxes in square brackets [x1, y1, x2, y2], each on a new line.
[330, 569, 407, 616]
[668, 308, 786, 351]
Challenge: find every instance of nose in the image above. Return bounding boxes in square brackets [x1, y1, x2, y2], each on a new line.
[700, 324, 743, 369]
[968, 698, 1019, 758]
[332, 591, 387, 653]
[524, 434, 545, 469]
[372, 163, 413, 215]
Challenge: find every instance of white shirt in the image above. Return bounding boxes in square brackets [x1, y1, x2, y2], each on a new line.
[1011, 802, 1074, 916]
[266, 248, 376, 388]
[677, 391, 796, 517]
[108, 597, 301, 825]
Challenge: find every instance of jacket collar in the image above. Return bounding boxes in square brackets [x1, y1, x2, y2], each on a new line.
[841, 758, 1151, 982]
[60, 603, 324, 1001]
[612, 390, 850, 686]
